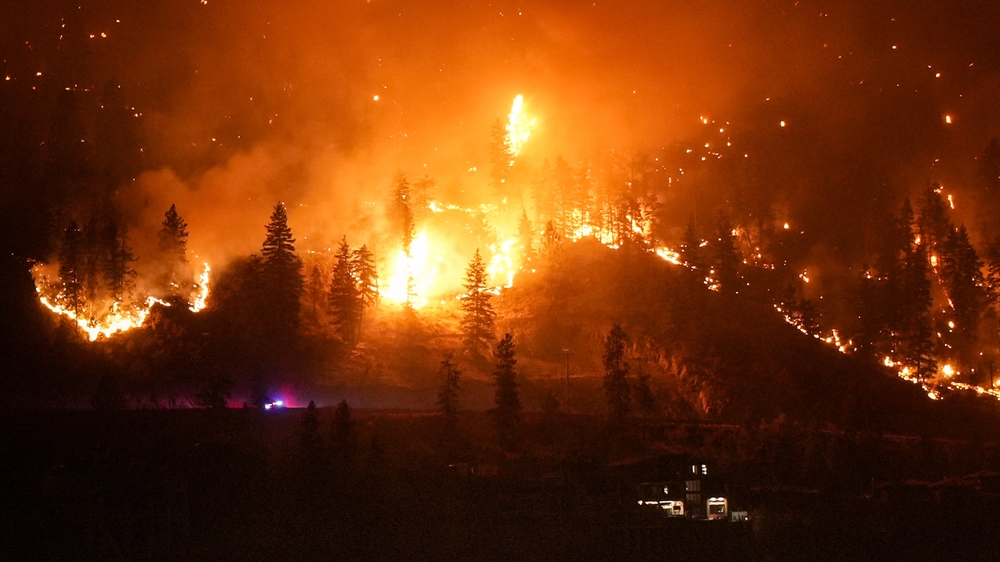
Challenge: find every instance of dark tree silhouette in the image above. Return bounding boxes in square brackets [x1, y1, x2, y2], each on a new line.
[390, 173, 416, 307]
[329, 237, 361, 344]
[306, 264, 325, 324]
[330, 399, 356, 466]
[492, 333, 522, 445]
[634, 370, 657, 417]
[436, 352, 461, 423]
[351, 244, 378, 310]
[679, 217, 704, 270]
[81, 218, 102, 316]
[158, 204, 189, 297]
[260, 203, 304, 340]
[460, 249, 496, 357]
[917, 184, 952, 254]
[710, 212, 742, 292]
[300, 400, 322, 465]
[159, 204, 188, 263]
[900, 244, 936, 381]
[987, 235, 1000, 305]
[58, 221, 84, 316]
[603, 324, 631, 425]
[977, 138, 1000, 197]
[102, 221, 137, 305]
[940, 225, 985, 368]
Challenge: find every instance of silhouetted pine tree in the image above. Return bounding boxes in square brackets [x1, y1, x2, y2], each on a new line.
[329, 237, 361, 344]
[917, 184, 952, 254]
[159, 204, 188, 262]
[634, 370, 657, 417]
[940, 225, 985, 367]
[260, 203, 304, 340]
[82, 218, 102, 316]
[855, 269, 883, 357]
[710, 212, 742, 292]
[300, 400, 322, 466]
[986, 235, 1000, 305]
[460, 249, 495, 357]
[158, 204, 189, 297]
[679, 217, 704, 270]
[492, 333, 521, 445]
[552, 156, 576, 236]
[330, 400, 355, 467]
[351, 244, 378, 310]
[436, 352, 461, 423]
[900, 244, 936, 381]
[102, 221, 137, 305]
[306, 264, 325, 323]
[603, 324, 631, 426]
[58, 220, 84, 316]
[391, 173, 416, 306]
[976, 137, 1000, 198]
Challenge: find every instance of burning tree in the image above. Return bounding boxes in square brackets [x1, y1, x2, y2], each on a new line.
[391, 172, 416, 307]
[58, 221, 84, 316]
[940, 225, 985, 369]
[461, 249, 496, 357]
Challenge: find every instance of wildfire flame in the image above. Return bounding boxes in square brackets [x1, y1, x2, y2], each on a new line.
[505, 94, 535, 164]
[34, 261, 212, 341]
[190, 263, 211, 312]
[38, 292, 169, 342]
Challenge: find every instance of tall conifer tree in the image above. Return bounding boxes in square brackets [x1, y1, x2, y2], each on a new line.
[261, 203, 304, 339]
[460, 249, 496, 357]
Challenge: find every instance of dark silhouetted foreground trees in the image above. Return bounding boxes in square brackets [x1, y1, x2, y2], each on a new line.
[329, 237, 361, 344]
[492, 333, 521, 447]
